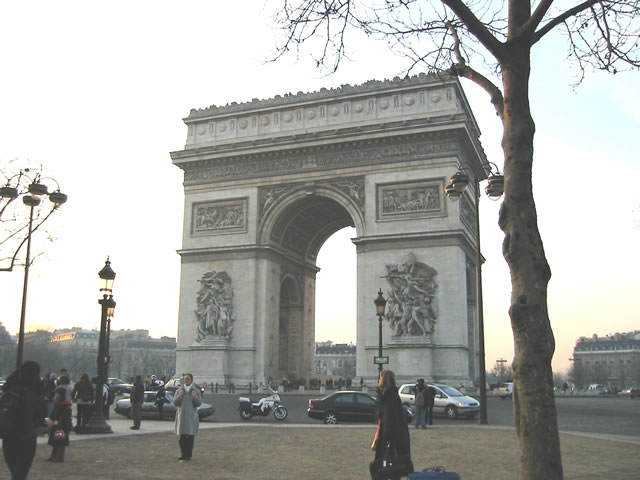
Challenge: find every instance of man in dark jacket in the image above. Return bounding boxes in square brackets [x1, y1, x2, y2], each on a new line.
[130, 375, 144, 430]
[425, 385, 436, 426]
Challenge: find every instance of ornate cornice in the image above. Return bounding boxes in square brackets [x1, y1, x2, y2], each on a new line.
[186, 73, 454, 119]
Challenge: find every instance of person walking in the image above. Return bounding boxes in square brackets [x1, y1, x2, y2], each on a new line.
[130, 375, 144, 430]
[47, 386, 73, 463]
[174, 373, 201, 461]
[1, 361, 52, 480]
[413, 378, 427, 429]
[425, 384, 436, 426]
[71, 373, 94, 432]
[371, 370, 412, 480]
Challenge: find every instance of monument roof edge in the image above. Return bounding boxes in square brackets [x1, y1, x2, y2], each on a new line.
[184, 72, 457, 121]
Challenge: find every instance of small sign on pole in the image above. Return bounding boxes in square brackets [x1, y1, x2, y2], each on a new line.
[373, 356, 389, 365]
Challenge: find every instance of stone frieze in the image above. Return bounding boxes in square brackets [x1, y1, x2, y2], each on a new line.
[185, 138, 459, 185]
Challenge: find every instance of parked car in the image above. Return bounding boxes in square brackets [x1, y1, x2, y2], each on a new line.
[398, 383, 480, 419]
[306, 390, 414, 425]
[629, 387, 639, 399]
[114, 390, 215, 420]
[163, 377, 206, 395]
[106, 377, 133, 395]
[496, 382, 513, 400]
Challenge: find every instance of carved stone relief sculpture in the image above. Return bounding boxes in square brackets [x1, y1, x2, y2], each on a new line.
[383, 253, 439, 337]
[192, 199, 247, 235]
[377, 180, 443, 221]
[194, 271, 235, 341]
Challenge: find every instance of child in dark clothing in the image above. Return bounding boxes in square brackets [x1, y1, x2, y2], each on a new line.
[47, 387, 73, 462]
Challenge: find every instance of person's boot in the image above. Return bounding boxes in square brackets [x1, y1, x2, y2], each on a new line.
[47, 447, 57, 461]
[57, 447, 65, 462]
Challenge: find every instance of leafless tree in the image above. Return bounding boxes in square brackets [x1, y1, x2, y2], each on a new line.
[273, 2, 639, 478]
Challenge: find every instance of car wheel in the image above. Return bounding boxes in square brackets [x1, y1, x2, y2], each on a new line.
[324, 411, 338, 424]
[445, 405, 457, 419]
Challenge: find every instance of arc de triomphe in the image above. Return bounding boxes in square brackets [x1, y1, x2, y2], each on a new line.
[170, 74, 487, 388]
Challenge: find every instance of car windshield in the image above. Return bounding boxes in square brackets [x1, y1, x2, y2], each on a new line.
[437, 385, 464, 397]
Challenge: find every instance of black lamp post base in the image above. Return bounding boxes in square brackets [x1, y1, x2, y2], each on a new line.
[79, 417, 113, 434]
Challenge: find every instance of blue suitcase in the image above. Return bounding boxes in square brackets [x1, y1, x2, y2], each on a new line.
[408, 472, 461, 479]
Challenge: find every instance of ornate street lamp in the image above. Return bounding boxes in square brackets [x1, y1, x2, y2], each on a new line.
[374, 289, 387, 375]
[1, 168, 67, 369]
[82, 258, 116, 434]
[445, 162, 504, 425]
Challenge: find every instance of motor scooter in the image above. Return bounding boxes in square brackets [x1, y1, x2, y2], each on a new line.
[238, 387, 288, 421]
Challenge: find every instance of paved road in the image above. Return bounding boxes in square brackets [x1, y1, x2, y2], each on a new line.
[193, 391, 640, 438]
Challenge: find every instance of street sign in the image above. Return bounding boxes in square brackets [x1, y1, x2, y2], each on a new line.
[373, 356, 389, 365]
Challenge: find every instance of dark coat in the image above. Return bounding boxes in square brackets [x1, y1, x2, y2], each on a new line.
[48, 399, 72, 447]
[72, 378, 94, 404]
[425, 386, 436, 407]
[375, 387, 411, 459]
[1, 383, 48, 439]
[131, 380, 144, 405]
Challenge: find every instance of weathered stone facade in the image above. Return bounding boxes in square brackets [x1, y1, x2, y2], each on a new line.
[171, 74, 489, 387]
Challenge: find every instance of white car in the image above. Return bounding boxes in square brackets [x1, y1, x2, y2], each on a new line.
[398, 383, 480, 419]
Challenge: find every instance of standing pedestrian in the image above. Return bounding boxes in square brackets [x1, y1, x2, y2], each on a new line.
[154, 384, 167, 420]
[130, 375, 144, 430]
[71, 373, 94, 432]
[47, 387, 73, 463]
[425, 384, 436, 426]
[370, 370, 413, 480]
[174, 373, 201, 461]
[1, 361, 52, 479]
[413, 378, 427, 429]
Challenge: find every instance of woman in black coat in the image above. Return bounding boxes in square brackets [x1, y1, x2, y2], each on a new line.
[1, 361, 51, 480]
[373, 370, 412, 480]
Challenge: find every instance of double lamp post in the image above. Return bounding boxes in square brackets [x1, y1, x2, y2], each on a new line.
[81, 258, 116, 434]
[0, 168, 67, 369]
[445, 162, 504, 424]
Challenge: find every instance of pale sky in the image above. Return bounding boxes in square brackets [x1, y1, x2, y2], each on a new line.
[1, 1, 638, 374]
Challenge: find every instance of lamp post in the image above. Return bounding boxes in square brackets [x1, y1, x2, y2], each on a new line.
[445, 162, 504, 425]
[0, 169, 67, 369]
[82, 258, 116, 434]
[374, 289, 387, 375]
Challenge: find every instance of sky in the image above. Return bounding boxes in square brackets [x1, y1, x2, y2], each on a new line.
[0, 1, 638, 374]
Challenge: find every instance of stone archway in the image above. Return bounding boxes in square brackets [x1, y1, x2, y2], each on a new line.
[171, 74, 487, 388]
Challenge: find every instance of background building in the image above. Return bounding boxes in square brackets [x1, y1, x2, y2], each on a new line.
[571, 331, 640, 391]
[314, 341, 356, 380]
[0, 327, 176, 381]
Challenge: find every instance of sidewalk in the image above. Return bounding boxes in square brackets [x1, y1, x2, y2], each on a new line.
[19, 418, 638, 480]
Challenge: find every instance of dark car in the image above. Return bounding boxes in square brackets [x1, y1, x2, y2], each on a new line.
[106, 377, 133, 395]
[114, 390, 215, 420]
[630, 387, 640, 399]
[163, 377, 206, 395]
[307, 391, 414, 425]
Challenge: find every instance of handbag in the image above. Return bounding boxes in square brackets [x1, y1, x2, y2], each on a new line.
[369, 441, 414, 480]
[52, 428, 67, 445]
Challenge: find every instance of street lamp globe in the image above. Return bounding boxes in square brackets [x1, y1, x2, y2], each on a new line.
[485, 174, 505, 200]
[99, 258, 116, 293]
[374, 289, 387, 317]
[48, 190, 68, 205]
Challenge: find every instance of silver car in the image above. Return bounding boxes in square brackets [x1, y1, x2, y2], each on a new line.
[114, 390, 215, 420]
[398, 383, 480, 419]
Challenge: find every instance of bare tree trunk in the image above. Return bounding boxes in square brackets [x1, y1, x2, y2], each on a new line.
[499, 54, 563, 479]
